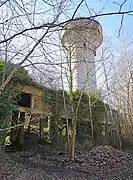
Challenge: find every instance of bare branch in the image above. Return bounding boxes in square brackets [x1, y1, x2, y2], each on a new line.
[0, 27, 51, 95]
[117, 14, 124, 38]
[71, 0, 84, 19]
[0, 9, 133, 44]
[0, 123, 24, 132]
[0, 0, 8, 8]
[119, 0, 127, 12]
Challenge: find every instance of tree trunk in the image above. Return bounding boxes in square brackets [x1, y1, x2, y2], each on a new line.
[39, 116, 44, 141]
[11, 111, 19, 148]
[11, 112, 25, 150]
[104, 109, 109, 145]
[16, 112, 25, 150]
[27, 122, 31, 133]
[71, 122, 76, 161]
[66, 117, 71, 153]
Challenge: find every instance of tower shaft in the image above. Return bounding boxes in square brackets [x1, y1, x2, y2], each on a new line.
[70, 43, 96, 92]
[61, 19, 103, 93]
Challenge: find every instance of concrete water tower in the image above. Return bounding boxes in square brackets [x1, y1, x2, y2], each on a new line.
[61, 18, 103, 93]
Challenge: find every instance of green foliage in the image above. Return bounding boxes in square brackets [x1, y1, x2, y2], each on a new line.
[71, 90, 106, 141]
[0, 61, 37, 128]
[43, 87, 70, 144]
[0, 60, 4, 68]
[44, 87, 69, 116]
[43, 88, 106, 142]
[71, 90, 105, 120]
[0, 62, 37, 86]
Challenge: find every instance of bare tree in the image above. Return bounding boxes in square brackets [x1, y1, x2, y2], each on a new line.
[0, 0, 133, 159]
[0, 0, 133, 96]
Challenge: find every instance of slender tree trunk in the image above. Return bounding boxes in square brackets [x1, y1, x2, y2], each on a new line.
[68, 48, 76, 161]
[27, 121, 31, 133]
[11, 111, 19, 148]
[71, 122, 76, 161]
[89, 96, 94, 144]
[39, 117, 44, 141]
[59, 38, 71, 152]
[116, 110, 122, 149]
[66, 117, 71, 152]
[104, 110, 109, 145]
[17, 112, 25, 150]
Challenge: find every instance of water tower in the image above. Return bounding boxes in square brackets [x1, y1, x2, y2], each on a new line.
[61, 18, 103, 93]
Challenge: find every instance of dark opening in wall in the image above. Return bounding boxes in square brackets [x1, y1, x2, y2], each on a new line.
[20, 112, 25, 121]
[17, 93, 31, 108]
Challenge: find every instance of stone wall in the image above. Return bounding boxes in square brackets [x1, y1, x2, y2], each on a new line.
[19, 85, 49, 115]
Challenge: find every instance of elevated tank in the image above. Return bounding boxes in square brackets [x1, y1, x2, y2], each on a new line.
[61, 18, 103, 93]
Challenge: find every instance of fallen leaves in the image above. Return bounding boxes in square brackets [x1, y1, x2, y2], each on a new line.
[1, 145, 133, 179]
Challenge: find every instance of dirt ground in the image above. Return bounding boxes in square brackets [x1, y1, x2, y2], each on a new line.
[1, 145, 133, 180]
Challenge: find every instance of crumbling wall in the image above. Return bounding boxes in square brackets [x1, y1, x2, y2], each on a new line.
[19, 85, 49, 115]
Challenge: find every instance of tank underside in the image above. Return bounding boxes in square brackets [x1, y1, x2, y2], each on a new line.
[61, 18, 103, 50]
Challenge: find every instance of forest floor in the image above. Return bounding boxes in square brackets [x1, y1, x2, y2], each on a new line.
[1, 145, 133, 180]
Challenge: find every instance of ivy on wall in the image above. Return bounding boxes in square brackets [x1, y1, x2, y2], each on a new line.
[0, 60, 113, 144]
[43, 88, 108, 142]
[0, 61, 40, 127]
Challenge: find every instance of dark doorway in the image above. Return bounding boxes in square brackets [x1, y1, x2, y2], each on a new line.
[17, 93, 31, 108]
